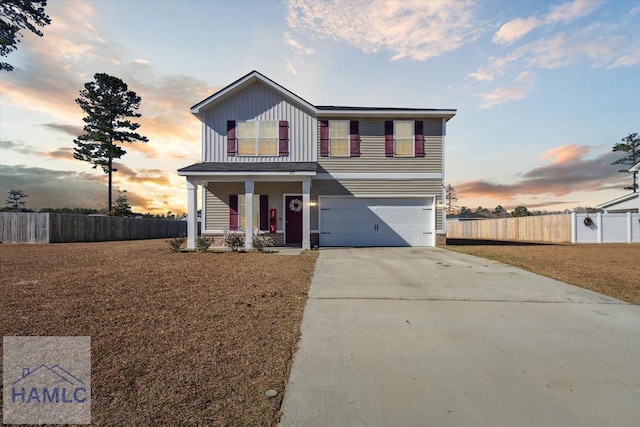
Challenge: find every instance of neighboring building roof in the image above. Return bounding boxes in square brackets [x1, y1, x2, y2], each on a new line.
[596, 192, 639, 211]
[629, 161, 640, 172]
[178, 162, 318, 174]
[190, 70, 457, 120]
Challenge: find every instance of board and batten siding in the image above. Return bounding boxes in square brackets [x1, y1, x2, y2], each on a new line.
[202, 82, 317, 163]
[205, 182, 305, 231]
[318, 118, 443, 173]
[311, 179, 443, 231]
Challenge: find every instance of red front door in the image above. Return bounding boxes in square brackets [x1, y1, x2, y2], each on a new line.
[285, 195, 303, 244]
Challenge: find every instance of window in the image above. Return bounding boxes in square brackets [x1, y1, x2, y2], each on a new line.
[238, 194, 260, 230]
[236, 121, 278, 156]
[394, 121, 414, 156]
[330, 120, 349, 156]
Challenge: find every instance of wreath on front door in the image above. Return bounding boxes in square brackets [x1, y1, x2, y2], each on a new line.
[289, 198, 303, 213]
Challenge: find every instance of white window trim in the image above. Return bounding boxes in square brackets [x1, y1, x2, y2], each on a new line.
[329, 120, 350, 158]
[237, 121, 278, 157]
[394, 120, 414, 157]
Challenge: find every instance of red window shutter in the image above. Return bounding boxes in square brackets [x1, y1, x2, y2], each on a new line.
[229, 194, 238, 230]
[320, 120, 329, 157]
[349, 120, 360, 157]
[259, 195, 269, 231]
[278, 121, 289, 156]
[384, 121, 394, 157]
[414, 120, 424, 157]
[227, 120, 236, 156]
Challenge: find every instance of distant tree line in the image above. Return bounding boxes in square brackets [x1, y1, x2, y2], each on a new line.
[452, 204, 601, 218]
[1, 189, 183, 218]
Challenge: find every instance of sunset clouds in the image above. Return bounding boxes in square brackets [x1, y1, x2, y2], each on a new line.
[455, 145, 624, 209]
[0, 1, 637, 215]
[468, 0, 637, 111]
[286, 0, 477, 61]
[0, 0, 211, 214]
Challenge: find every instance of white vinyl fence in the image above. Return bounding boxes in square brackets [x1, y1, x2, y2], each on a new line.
[573, 212, 640, 244]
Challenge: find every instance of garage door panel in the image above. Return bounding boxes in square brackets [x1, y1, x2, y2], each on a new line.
[320, 197, 434, 247]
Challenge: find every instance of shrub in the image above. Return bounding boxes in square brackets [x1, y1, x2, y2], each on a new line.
[196, 236, 214, 252]
[167, 236, 186, 252]
[252, 234, 275, 252]
[224, 232, 244, 251]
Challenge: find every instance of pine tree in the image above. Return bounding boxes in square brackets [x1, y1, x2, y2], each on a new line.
[73, 73, 149, 210]
[611, 132, 639, 192]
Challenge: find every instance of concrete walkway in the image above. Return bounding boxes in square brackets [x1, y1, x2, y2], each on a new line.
[279, 248, 640, 426]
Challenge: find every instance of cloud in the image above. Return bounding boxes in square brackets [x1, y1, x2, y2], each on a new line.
[0, 164, 184, 213]
[0, 164, 107, 210]
[540, 144, 588, 164]
[0, 0, 213, 164]
[478, 86, 528, 109]
[39, 147, 75, 160]
[545, 0, 604, 24]
[470, 1, 637, 87]
[470, 23, 635, 83]
[112, 162, 172, 187]
[455, 146, 623, 202]
[283, 32, 315, 56]
[493, 17, 539, 45]
[467, 71, 493, 81]
[286, 0, 478, 61]
[478, 72, 533, 109]
[607, 48, 640, 69]
[1, 140, 38, 155]
[43, 123, 85, 137]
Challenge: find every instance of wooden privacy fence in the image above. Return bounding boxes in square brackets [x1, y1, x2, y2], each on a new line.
[447, 214, 573, 243]
[0, 213, 187, 243]
[447, 213, 640, 244]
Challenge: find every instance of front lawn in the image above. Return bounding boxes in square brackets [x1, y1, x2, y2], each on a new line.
[445, 241, 640, 305]
[0, 240, 317, 425]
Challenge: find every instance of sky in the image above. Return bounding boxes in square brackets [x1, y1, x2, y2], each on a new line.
[1, 0, 639, 215]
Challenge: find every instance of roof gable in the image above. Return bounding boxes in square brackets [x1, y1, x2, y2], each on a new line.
[191, 70, 458, 121]
[191, 70, 316, 117]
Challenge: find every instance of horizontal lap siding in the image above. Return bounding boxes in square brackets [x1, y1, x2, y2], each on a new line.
[311, 179, 443, 230]
[205, 183, 244, 230]
[318, 119, 443, 173]
[205, 182, 304, 231]
[203, 82, 317, 162]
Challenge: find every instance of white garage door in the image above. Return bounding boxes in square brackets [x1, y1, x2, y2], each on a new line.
[320, 197, 434, 247]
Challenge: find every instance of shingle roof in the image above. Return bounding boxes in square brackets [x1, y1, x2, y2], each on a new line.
[178, 162, 317, 173]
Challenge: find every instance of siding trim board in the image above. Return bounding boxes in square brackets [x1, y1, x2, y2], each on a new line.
[314, 173, 443, 180]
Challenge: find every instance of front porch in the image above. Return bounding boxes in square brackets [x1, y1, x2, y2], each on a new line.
[177, 162, 317, 250]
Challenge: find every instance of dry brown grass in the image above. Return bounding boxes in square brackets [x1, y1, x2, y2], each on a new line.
[0, 240, 317, 426]
[445, 241, 640, 305]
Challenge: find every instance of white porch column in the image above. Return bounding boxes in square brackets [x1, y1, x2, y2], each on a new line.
[244, 179, 254, 249]
[186, 178, 198, 250]
[302, 178, 311, 250]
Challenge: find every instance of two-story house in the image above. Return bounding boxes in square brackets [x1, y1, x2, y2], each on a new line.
[178, 71, 456, 249]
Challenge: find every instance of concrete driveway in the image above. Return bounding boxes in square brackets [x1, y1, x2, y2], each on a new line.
[279, 248, 640, 426]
